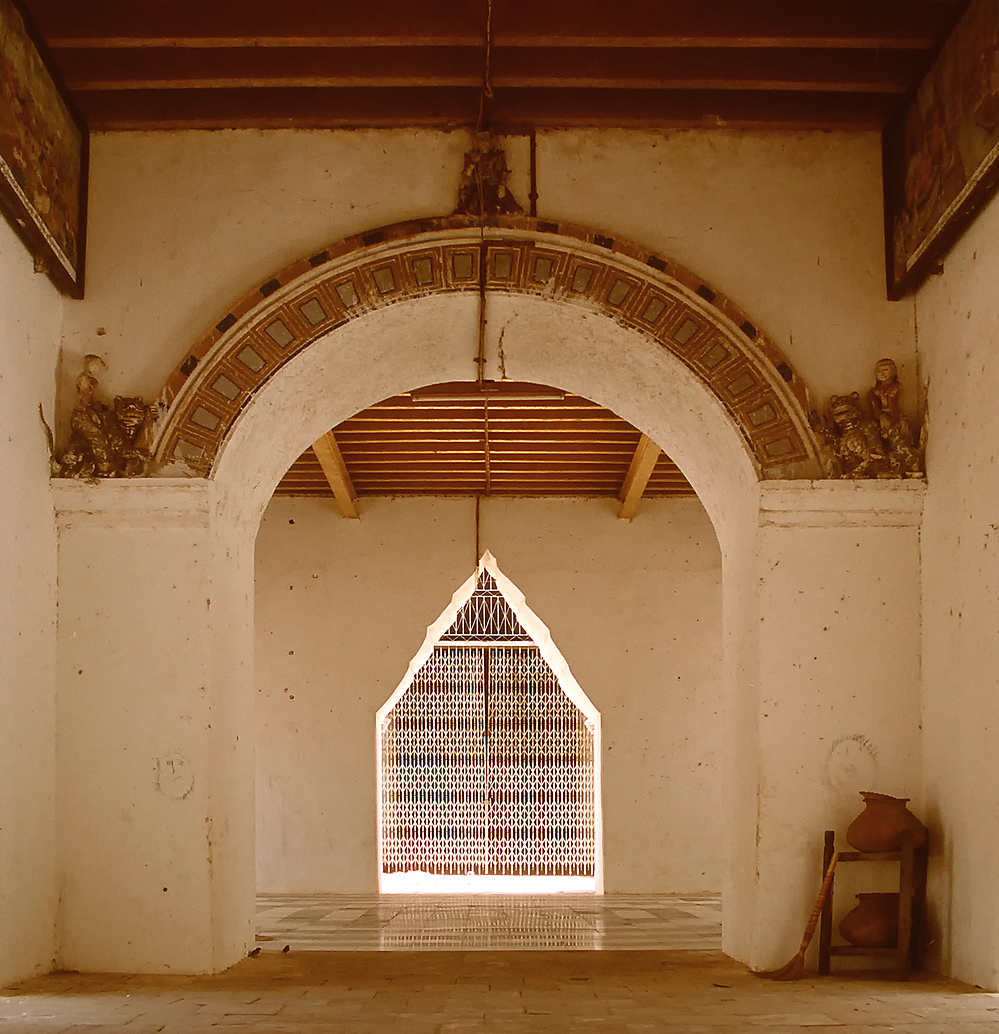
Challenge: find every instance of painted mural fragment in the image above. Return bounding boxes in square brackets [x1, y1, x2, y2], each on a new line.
[0, 0, 86, 296]
[886, 0, 999, 297]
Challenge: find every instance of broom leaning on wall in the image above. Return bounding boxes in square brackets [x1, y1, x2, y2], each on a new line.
[757, 852, 840, 981]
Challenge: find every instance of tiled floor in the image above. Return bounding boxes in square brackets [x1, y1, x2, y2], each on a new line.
[4, 948, 998, 1033]
[255, 893, 723, 952]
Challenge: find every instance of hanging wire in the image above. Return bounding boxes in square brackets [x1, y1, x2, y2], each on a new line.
[474, 0, 494, 383]
[483, 0, 495, 101]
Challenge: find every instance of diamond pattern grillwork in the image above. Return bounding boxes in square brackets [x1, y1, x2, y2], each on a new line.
[438, 572, 532, 642]
[381, 575, 595, 877]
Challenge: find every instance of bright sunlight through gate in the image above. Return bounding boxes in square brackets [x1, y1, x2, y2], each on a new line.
[377, 554, 602, 893]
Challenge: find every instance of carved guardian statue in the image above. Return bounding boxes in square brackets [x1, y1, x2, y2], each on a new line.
[816, 359, 924, 478]
[57, 355, 152, 479]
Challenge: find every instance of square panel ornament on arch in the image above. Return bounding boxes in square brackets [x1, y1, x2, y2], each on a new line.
[734, 391, 790, 437]
[365, 258, 404, 298]
[169, 400, 224, 472]
[717, 362, 765, 407]
[524, 249, 564, 292]
[685, 335, 741, 382]
[664, 312, 713, 358]
[406, 250, 443, 292]
[486, 245, 522, 284]
[602, 273, 643, 313]
[561, 259, 611, 303]
[631, 289, 677, 332]
[755, 422, 810, 471]
[442, 245, 480, 288]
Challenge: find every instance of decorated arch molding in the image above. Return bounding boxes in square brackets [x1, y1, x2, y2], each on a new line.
[151, 214, 824, 480]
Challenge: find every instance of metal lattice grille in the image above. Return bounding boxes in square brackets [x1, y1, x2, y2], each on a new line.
[381, 576, 595, 877]
[438, 572, 533, 643]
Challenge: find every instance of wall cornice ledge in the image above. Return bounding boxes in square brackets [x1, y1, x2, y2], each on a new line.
[51, 478, 213, 528]
[759, 479, 925, 528]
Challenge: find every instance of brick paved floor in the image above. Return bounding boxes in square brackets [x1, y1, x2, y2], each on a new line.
[3, 950, 998, 1034]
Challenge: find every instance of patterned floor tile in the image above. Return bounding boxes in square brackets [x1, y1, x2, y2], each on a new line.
[255, 892, 722, 952]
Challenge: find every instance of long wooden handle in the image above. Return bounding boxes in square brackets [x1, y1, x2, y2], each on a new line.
[796, 852, 839, 952]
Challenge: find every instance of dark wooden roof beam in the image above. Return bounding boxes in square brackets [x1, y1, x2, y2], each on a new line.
[73, 86, 902, 131]
[28, 0, 958, 51]
[56, 46, 919, 95]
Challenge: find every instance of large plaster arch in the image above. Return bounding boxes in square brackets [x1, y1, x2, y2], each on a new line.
[209, 292, 758, 544]
[50, 218, 929, 979]
[151, 215, 825, 520]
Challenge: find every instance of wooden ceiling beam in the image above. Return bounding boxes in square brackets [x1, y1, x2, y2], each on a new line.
[618, 434, 663, 520]
[338, 421, 637, 432]
[311, 431, 359, 519]
[26, 0, 959, 50]
[56, 46, 918, 94]
[71, 85, 899, 131]
[337, 439, 639, 450]
[349, 465, 637, 475]
[343, 456, 638, 466]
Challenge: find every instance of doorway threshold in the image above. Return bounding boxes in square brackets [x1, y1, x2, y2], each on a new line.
[255, 892, 722, 951]
[381, 872, 596, 894]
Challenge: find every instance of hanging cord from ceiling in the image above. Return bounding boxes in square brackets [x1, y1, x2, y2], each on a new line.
[474, 0, 495, 388]
[477, 0, 492, 128]
[483, 398, 492, 495]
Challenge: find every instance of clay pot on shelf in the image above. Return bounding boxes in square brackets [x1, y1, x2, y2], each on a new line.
[845, 791, 927, 853]
[839, 892, 900, 948]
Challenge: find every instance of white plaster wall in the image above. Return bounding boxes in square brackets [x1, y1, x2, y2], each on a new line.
[747, 481, 924, 969]
[54, 480, 253, 974]
[60, 128, 912, 424]
[0, 218, 61, 984]
[199, 271, 924, 971]
[57, 130, 467, 425]
[255, 495, 723, 894]
[537, 130, 913, 406]
[915, 191, 999, 988]
[39, 125, 935, 974]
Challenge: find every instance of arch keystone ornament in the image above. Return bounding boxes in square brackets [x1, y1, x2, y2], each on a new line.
[150, 215, 825, 480]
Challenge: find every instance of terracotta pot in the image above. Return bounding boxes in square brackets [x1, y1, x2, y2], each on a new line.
[839, 892, 899, 948]
[845, 791, 927, 853]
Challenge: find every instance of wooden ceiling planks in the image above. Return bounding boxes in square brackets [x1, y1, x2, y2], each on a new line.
[16, 2, 966, 498]
[22, 0, 968, 130]
[273, 382, 697, 500]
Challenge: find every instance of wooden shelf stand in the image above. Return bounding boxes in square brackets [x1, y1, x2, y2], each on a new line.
[818, 828, 928, 979]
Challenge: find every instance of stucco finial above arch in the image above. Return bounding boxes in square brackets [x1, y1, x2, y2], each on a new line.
[149, 214, 825, 481]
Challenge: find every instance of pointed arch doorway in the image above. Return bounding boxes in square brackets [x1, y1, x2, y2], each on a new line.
[377, 552, 603, 894]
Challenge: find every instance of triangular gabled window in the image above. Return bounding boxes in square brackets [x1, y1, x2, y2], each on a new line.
[377, 552, 602, 892]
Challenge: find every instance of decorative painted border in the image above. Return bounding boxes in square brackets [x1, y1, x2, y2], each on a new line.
[150, 215, 825, 480]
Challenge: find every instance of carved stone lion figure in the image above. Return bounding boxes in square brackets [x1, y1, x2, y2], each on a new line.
[816, 359, 925, 479]
[826, 392, 897, 478]
[57, 355, 152, 479]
